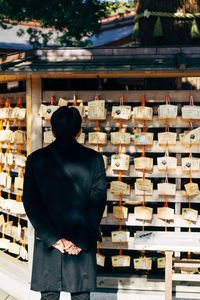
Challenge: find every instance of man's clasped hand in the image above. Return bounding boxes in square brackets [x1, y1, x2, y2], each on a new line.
[53, 238, 82, 255]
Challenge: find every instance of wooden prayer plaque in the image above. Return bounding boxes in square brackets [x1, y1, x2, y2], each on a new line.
[157, 207, 174, 220]
[134, 132, 154, 146]
[0, 108, 12, 120]
[180, 127, 200, 145]
[112, 255, 131, 267]
[158, 104, 178, 120]
[39, 104, 59, 120]
[182, 157, 200, 172]
[2, 222, 13, 236]
[157, 183, 176, 197]
[132, 106, 153, 121]
[0, 172, 7, 187]
[10, 107, 19, 120]
[158, 132, 177, 146]
[10, 201, 25, 215]
[134, 257, 152, 270]
[0, 214, 5, 226]
[180, 259, 200, 274]
[5, 153, 13, 166]
[14, 177, 24, 190]
[134, 157, 153, 172]
[58, 98, 68, 106]
[134, 206, 153, 221]
[0, 197, 4, 208]
[6, 175, 11, 189]
[0, 153, 5, 164]
[111, 231, 130, 243]
[11, 225, 21, 240]
[77, 133, 85, 144]
[135, 178, 153, 194]
[0, 130, 14, 143]
[182, 105, 200, 120]
[11, 107, 26, 120]
[87, 100, 106, 120]
[96, 253, 105, 267]
[88, 132, 107, 145]
[157, 257, 166, 268]
[111, 154, 130, 171]
[0, 238, 10, 249]
[113, 206, 128, 220]
[19, 246, 28, 260]
[102, 205, 107, 218]
[184, 182, 199, 197]
[182, 208, 198, 222]
[1, 199, 14, 210]
[110, 181, 130, 196]
[14, 130, 26, 144]
[8, 242, 20, 255]
[112, 105, 132, 120]
[43, 131, 55, 144]
[102, 155, 107, 169]
[73, 106, 86, 118]
[17, 108, 26, 120]
[110, 132, 131, 145]
[14, 154, 27, 168]
[157, 156, 177, 171]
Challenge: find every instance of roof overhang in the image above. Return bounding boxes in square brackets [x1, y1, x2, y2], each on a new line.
[1, 46, 200, 82]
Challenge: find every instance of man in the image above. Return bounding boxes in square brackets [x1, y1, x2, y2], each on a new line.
[22, 106, 107, 300]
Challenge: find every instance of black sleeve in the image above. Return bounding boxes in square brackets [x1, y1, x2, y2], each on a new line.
[22, 156, 60, 248]
[88, 153, 107, 233]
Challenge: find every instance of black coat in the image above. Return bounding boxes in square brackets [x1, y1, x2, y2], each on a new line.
[22, 136, 107, 292]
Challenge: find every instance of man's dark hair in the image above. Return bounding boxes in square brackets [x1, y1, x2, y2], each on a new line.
[51, 106, 82, 138]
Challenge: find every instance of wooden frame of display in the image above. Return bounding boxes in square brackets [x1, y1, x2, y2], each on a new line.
[2, 80, 200, 298]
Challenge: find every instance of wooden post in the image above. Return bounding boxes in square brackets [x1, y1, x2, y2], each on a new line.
[26, 78, 32, 156]
[26, 77, 43, 284]
[165, 251, 173, 300]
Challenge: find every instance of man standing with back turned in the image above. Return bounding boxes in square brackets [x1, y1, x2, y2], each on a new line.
[22, 106, 107, 300]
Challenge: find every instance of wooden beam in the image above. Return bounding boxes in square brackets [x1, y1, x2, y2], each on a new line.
[31, 78, 42, 152]
[43, 90, 200, 103]
[0, 75, 30, 83]
[172, 273, 200, 282]
[26, 78, 32, 156]
[101, 213, 200, 228]
[1, 70, 200, 83]
[26, 77, 43, 285]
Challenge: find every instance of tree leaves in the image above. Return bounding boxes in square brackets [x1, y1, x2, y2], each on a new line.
[0, 0, 112, 47]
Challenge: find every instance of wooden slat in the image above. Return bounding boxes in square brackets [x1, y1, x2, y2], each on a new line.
[165, 251, 173, 300]
[106, 165, 200, 178]
[101, 213, 200, 228]
[0, 228, 28, 244]
[97, 274, 165, 291]
[44, 115, 200, 129]
[107, 190, 199, 203]
[0, 92, 26, 104]
[43, 90, 200, 103]
[174, 262, 200, 268]
[0, 208, 27, 220]
[91, 141, 200, 154]
[31, 78, 42, 153]
[41, 139, 200, 154]
[172, 273, 200, 282]
[26, 79, 32, 156]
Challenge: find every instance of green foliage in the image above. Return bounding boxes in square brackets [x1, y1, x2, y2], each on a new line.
[191, 18, 200, 39]
[0, 0, 115, 47]
[132, 20, 139, 40]
[105, 1, 135, 15]
[153, 16, 163, 37]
